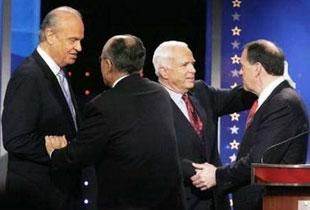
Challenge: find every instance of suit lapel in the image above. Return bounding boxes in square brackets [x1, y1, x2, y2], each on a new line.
[188, 92, 213, 160]
[188, 93, 207, 137]
[247, 81, 291, 130]
[32, 51, 77, 131]
[171, 99, 199, 138]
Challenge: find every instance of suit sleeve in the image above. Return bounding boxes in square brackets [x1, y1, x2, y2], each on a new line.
[215, 96, 308, 194]
[2, 74, 49, 163]
[195, 80, 257, 116]
[51, 101, 110, 170]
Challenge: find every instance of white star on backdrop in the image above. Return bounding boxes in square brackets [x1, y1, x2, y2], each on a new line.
[231, 69, 240, 77]
[230, 112, 240, 121]
[232, 12, 241, 21]
[230, 54, 240, 64]
[231, 40, 240, 49]
[231, 26, 242, 36]
[229, 153, 237, 162]
[229, 125, 239, 134]
[229, 139, 240, 150]
[232, 0, 242, 8]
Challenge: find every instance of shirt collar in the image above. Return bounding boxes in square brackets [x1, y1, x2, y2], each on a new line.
[163, 86, 184, 104]
[37, 46, 61, 76]
[258, 77, 285, 109]
[112, 74, 129, 88]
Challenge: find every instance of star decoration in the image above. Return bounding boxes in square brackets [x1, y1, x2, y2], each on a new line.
[229, 153, 237, 162]
[229, 125, 239, 134]
[229, 139, 240, 150]
[231, 40, 240, 49]
[230, 82, 238, 89]
[231, 69, 240, 77]
[231, 54, 240, 64]
[230, 199, 233, 207]
[231, 26, 242, 36]
[230, 112, 240, 121]
[232, 0, 242, 8]
[232, 12, 241, 21]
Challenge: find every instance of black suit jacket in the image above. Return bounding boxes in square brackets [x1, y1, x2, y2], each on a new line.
[171, 80, 256, 210]
[51, 74, 186, 210]
[2, 50, 80, 210]
[216, 81, 309, 210]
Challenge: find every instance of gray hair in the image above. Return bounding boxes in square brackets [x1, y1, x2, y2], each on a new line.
[39, 6, 82, 42]
[152, 41, 188, 77]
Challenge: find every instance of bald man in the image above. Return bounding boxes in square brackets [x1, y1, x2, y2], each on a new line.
[45, 34, 186, 210]
[2, 6, 84, 210]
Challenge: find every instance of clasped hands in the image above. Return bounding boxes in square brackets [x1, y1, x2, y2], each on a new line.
[190, 162, 217, 191]
[45, 135, 67, 157]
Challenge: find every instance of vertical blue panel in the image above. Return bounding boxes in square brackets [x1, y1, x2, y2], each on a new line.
[11, 0, 40, 71]
[219, 0, 247, 167]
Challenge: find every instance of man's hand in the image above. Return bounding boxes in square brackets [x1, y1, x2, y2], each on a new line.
[45, 135, 67, 157]
[190, 162, 217, 190]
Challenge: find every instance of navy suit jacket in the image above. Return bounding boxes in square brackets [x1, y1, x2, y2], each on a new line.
[2, 50, 80, 210]
[216, 81, 309, 210]
[172, 80, 256, 210]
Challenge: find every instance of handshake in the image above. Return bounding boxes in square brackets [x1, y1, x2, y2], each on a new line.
[190, 162, 217, 191]
[45, 135, 68, 157]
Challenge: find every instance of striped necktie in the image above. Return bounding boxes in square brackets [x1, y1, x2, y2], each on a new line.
[182, 93, 204, 137]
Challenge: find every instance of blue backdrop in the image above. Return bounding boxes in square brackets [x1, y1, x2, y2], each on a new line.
[11, 0, 40, 71]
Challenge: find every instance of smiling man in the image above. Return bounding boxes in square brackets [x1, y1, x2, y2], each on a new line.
[2, 6, 84, 210]
[153, 41, 256, 210]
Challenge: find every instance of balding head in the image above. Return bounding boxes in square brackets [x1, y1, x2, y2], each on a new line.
[101, 34, 146, 74]
[38, 6, 84, 67]
[39, 6, 82, 42]
[244, 39, 285, 76]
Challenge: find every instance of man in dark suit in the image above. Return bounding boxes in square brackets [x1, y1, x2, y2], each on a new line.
[152, 41, 256, 210]
[2, 6, 84, 210]
[45, 34, 186, 210]
[191, 39, 309, 210]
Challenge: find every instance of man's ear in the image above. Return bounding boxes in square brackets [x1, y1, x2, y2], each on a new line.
[158, 67, 169, 79]
[45, 28, 56, 45]
[254, 62, 263, 77]
[105, 58, 113, 73]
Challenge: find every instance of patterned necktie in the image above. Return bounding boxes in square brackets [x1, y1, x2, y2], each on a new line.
[245, 100, 258, 128]
[57, 70, 77, 130]
[182, 94, 203, 137]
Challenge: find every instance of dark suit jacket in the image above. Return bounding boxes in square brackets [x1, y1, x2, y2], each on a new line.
[51, 74, 186, 210]
[172, 80, 256, 210]
[2, 50, 80, 210]
[216, 81, 309, 210]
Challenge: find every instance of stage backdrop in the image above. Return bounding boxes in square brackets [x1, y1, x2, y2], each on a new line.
[206, 0, 310, 175]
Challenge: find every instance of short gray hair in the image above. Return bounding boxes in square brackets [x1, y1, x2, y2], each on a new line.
[39, 6, 82, 42]
[152, 41, 188, 77]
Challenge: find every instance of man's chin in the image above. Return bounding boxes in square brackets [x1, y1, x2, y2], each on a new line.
[68, 58, 77, 64]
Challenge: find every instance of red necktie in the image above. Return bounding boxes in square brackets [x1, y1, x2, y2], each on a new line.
[182, 94, 204, 137]
[246, 100, 258, 128]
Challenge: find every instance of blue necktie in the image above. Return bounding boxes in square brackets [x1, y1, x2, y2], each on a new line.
[57, 70, 77, 130]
